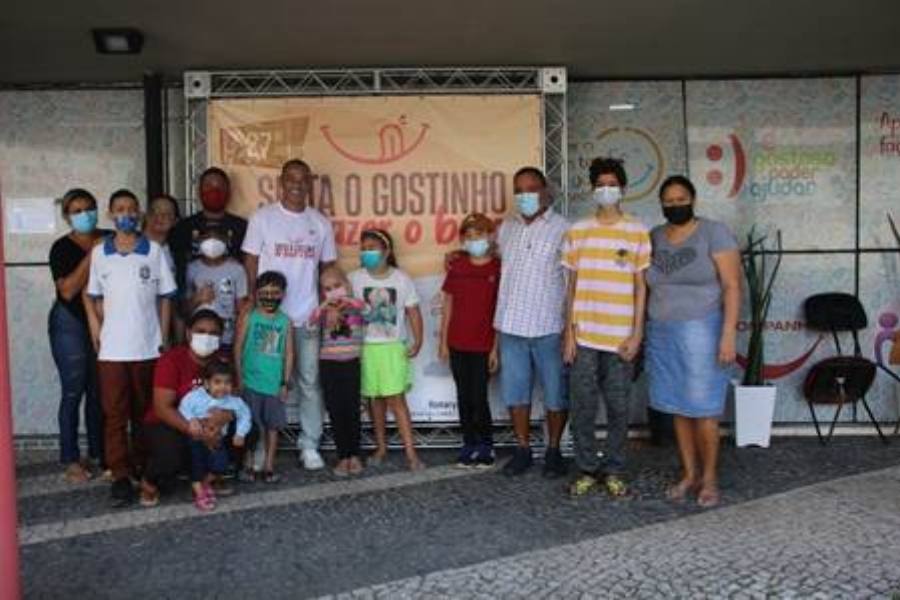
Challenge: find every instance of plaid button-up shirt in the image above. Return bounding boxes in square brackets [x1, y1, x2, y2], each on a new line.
[493, 208, 569, 338]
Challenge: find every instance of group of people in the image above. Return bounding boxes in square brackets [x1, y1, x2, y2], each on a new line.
[47, 155, 740, 511]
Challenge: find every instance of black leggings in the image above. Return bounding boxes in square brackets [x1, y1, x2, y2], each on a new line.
[320, 359, 362, 459]
[450, 349, 493, 446]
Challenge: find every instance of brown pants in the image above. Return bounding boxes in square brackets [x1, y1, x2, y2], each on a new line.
[97, 359, 155, 480]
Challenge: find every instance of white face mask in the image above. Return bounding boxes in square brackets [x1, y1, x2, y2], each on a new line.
[199, 238, 227, 259]
[593, 186, 622, 207]
[190, 333, 221, 357]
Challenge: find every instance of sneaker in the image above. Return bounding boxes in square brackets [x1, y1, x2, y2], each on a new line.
[568, 473, 601, 497]
[110, 478, 135, 508]
[542, 447, 568, 479]
[474, 442, 495, 468]
[301, 448, 325, 471]
[455, 445, 476, 468]
[604, 474, 629, 497]
[502, 447, 533, 476]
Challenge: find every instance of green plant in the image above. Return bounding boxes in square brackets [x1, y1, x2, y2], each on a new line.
[741, 227, 783, 386]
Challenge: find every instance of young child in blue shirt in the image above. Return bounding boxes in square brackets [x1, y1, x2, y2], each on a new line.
[178, 359, 251, 511]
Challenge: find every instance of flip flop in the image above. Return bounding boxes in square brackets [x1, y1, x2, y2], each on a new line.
[697, 486, 721, 508]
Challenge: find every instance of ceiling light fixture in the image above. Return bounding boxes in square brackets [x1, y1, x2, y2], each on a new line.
[92, 28, 144, 54]
[608, 103, 637, 111]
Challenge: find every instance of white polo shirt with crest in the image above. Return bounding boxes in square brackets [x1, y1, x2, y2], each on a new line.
[87, 236, 177, 361]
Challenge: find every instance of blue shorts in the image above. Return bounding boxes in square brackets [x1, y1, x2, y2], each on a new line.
[244, 388, 287, 431]
[499, 332, 568, 411]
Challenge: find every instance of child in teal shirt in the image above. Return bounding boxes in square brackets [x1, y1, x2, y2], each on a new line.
[234, 271, 294, 483]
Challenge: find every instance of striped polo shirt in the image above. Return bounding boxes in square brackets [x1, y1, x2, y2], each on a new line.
[562, 214, 651, 353]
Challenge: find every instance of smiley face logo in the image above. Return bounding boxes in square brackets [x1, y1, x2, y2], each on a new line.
[586, 127, 664, 202]
[703, 133, 747, 199]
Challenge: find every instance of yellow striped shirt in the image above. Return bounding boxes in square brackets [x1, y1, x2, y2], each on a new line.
[561, 214, 651, 352]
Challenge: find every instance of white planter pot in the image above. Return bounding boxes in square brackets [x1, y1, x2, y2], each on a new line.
[734, 384, 777, 448]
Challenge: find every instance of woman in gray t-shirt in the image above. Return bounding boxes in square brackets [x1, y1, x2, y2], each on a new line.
[644, 175, 741, 509]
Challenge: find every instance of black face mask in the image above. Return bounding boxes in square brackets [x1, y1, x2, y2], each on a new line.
[259, 297, 282, 311]
[663, 204, 695, 226]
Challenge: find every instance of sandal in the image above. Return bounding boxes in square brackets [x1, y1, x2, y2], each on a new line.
[263, 471, 281, 484]
[139, 480, 160, 508]
[202, 483, 218, 507]
[193, 487, 215, 512]
[63, 463, 92, 484]
[407, 457, 426, 472]
[347, 457, 364, 476]
[666, 479, 699, 503]
[697, 486, 721, 508]
[238, 469, 258, 483]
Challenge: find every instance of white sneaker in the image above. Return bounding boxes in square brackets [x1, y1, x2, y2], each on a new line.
[301, 449, 325, 470]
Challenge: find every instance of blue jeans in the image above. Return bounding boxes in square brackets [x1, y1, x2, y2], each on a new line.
[48, 302, 103, 465]
[499, 332, 568, 411]
[188, 439, 229, 482]
[291, 326, 323, 451]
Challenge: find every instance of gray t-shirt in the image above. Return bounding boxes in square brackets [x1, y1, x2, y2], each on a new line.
[186, 258, 248, 345]
[646, 218, 738, 322]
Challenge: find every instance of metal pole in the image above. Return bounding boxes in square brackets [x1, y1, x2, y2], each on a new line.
[0, 179, 22, 599]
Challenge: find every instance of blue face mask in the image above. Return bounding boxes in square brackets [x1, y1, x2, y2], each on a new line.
[113, 215, 139, 233]
[70, 210, 98, 234]
[360, 249, 383, 270]
[464, 238, 490, 258]
[515, 192, 541, 218]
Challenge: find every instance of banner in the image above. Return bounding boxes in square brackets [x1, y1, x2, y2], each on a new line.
[208, 95, 543, 421]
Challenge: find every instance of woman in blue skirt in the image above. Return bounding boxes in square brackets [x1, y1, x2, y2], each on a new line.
[645, 176, 741, 508]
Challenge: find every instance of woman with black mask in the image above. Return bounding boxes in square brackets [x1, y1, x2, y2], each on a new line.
[644, 176, 741, 508]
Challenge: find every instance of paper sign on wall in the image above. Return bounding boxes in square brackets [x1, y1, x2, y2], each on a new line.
[5, 198, 57, 234]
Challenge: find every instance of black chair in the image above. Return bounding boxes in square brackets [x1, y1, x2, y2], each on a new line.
[802, 293, 888, 444]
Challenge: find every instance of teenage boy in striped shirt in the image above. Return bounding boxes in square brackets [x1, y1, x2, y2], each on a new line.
[562, 157, 651, 498]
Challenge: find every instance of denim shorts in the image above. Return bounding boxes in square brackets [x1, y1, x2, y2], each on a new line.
[499, 332, 568, 411]
[244, 388, 287, 431]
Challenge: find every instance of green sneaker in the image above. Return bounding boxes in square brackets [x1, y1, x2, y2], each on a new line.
[568, 473, 600, 497]
[604, 474, 629, 497]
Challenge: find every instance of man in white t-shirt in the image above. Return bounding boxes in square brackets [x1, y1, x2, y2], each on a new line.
[242, 159, 337, 470]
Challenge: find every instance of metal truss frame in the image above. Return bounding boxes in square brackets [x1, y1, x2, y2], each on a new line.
[184, 67, 568, 448]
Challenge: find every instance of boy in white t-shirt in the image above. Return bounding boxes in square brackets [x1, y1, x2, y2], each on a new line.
[242, 159, 337, 470]
[85, 189, 177, 507]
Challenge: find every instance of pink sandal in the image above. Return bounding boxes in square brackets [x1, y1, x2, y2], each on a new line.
[193, 486, 216, 512]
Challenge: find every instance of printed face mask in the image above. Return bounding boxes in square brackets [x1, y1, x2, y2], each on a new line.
[360, 250, 383, 270]
[464, 238, 490, 258]
[593, 186, 622, 206]
[190, 333, 220, 357]
[113, 215, 139, 233]
[515, 192, 540, 218]
[70, 210, 98, 234]
[199, 238, 227, 259]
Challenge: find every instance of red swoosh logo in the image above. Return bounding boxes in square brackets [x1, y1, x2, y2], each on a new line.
[736, 335, 824, 379]
[320, 123, 429, 165]
[728, 134, 746, 198]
